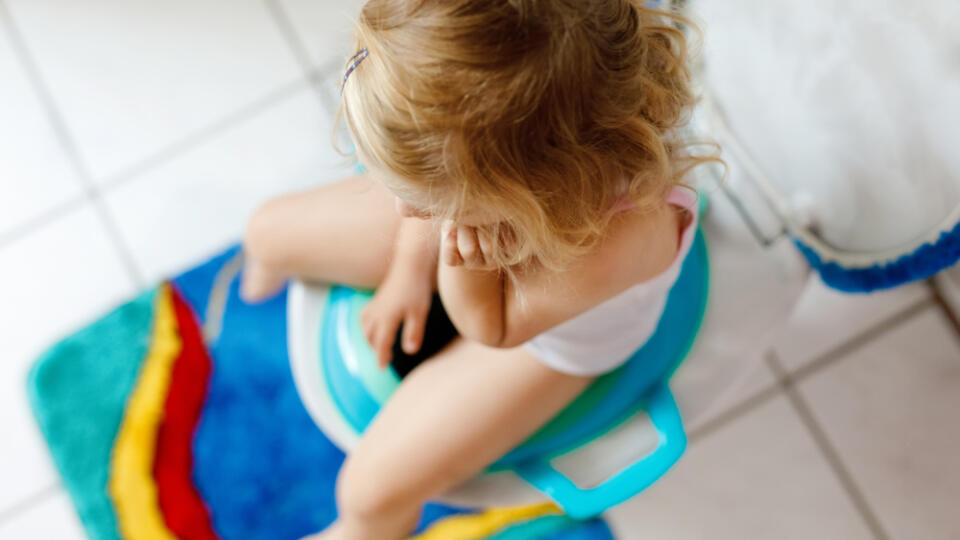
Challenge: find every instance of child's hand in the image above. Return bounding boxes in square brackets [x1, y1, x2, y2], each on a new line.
[441, 220, 497, 271]
[360, 265, 433, 369]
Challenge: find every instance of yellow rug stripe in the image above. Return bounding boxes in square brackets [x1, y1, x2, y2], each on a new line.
[412, 502, 561, 540]
[108, 284, 181, 540]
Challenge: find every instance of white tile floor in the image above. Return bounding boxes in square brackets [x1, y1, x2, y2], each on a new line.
[1, 2, 959, 539]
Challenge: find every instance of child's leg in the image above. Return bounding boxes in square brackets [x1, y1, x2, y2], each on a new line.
[242, 174, 401, 300]
[316, 338, 594, 540]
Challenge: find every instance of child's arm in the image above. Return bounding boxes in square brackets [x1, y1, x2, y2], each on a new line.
[440, 205, 680, 348]
[439, 208, 680, 348]
[436, 222, 505, 345]
[498, 209, 681, 348]
[392, 217, 440, 282]
[437, 263, 504, 345]
[361, 217, 440, 366]
[437, 221, 612, 349]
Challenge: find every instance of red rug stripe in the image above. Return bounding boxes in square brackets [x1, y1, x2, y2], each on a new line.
[153, 285, 220, 540]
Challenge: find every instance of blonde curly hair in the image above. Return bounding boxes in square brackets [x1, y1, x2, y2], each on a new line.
[339, 0, 714, 273]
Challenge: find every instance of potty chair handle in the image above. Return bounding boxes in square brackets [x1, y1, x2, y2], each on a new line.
[513, 382, 686, 520]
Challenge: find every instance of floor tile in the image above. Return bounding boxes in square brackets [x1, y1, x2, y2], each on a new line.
[0, 490, 85, 540]
[678, 352, 777, 437]
[0, 206, 136, 513]
[276, 0, 366, 68]
[799, 307, 960, 540]
[102, 88, 356, 284]
[668, 177, 807, 432]
[0, 23, 83, 239]
[774, 275, 930, 373]
[5, 0, 302, 182]
[606, 395, 874, 540]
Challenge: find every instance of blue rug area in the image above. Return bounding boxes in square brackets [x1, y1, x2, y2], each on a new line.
[173, 247, 468, 540]
[29, 243, 615, 539]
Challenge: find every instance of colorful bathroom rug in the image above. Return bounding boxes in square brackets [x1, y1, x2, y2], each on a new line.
[27, 245, 615, 540]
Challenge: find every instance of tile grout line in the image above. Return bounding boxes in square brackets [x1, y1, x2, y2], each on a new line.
[688, 295, 933, 445]
[0, 5, 141, 524]
[0, 194, 87, 251]
[791, 297, 934, 384]
[766, 352, 892, 540]
[0, 482, 60, 526]
[0, 2, 145, 287]
[89, 198, 146, 287]
[262, 0, 315, 75]
[927, 278, 960, 344]
[686, 381, 781, 445]
[2, 1, 338, 257]
[263, 0, 364, 168]
[262, 0, 344, 117]
[0, 1, 91, 186]
[305, 56, 347, 119]
[0, 77, 311, 259]
[0, 7, 311, 259]
[96, 75, 311, 193]
[0, 5, 319, 526]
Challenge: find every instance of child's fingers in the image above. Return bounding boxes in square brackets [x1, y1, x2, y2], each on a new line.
[456, 226, 481, 266]
[441, 219, 455, 237]
[442, 239, 463, 266]
[360, 306, 376, 344]
[369, 313, 400, 368]
[373, 323, 394, 368]
[476, 228, 494, 267]
[401, 308, 426, 355]
[441, 220, 464, 266]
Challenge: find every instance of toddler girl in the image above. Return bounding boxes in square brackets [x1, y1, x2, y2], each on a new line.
[242, 1, 713, 538]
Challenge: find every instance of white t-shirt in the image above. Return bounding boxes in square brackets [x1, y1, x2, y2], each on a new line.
[522, 186, 700, 376]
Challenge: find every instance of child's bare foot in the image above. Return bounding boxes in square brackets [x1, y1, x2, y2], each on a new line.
[240, 258, 288, 303]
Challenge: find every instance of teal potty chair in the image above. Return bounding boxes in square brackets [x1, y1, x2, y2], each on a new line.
[289, 179, 811, 516]
[291, 232, 706, 518]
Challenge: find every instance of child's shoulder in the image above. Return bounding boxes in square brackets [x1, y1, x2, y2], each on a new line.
[500, 200, 686, 347]
[510, 199, 685, 314]
[575, 201, 683, 299]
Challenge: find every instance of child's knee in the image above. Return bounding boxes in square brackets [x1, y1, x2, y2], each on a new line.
[336, 452, 416, 518]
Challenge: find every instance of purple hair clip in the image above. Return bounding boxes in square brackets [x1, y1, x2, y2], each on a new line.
[340, 47, 369, 94]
